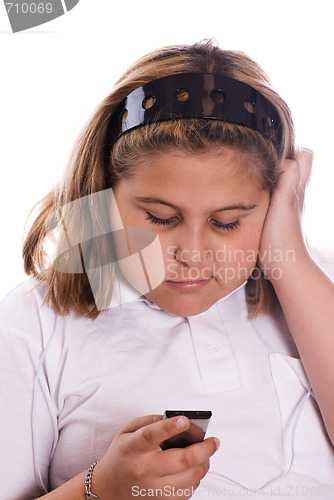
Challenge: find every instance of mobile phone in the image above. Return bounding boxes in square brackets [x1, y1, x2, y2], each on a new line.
[160, 410, 212, 450]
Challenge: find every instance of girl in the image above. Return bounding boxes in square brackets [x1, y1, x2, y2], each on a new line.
[1, 40, 334, 499]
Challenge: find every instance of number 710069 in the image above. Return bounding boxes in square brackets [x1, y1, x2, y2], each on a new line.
[5, 3, 53, 14]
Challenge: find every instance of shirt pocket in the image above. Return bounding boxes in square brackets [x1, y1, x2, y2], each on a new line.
[269, 353, 334, 482]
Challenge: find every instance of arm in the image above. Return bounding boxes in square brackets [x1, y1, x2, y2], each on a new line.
[34, 471, 87, 500]
[272, 254, 334, 444]
[1, 334, 217, 500]
[259, 149, 334, 445]
[36, 415, 219, 500]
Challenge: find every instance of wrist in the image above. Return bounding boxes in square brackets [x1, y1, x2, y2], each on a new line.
[90, 460, 122, 500]
[85, 463, 101, 500]
[88, 461, 116, 500]
[269, 250, 316, 293]
[259, 243, 311, 282]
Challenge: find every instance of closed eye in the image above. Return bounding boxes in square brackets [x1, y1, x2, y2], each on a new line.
[210, 219, 240, 232]
[145, 212, 178, 226]
[145, 212, 240, 232]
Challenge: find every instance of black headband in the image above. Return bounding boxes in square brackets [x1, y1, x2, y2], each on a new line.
[107, 72, 283, 152]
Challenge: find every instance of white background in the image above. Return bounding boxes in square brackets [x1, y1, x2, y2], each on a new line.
[0, 0, 333, 301]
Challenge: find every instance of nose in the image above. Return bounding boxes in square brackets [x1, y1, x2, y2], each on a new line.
[173, 223, 210, 269]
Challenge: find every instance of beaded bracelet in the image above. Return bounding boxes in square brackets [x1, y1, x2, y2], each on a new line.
[85, 462, 101, 500]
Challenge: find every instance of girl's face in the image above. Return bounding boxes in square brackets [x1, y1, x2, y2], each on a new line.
[112, 148, 270, 317]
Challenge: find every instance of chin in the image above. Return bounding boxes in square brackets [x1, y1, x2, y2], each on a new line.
[161, 302, 211, 317]
[148, 292, 218, 318]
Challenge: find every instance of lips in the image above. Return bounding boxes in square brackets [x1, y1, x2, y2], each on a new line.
[168, 280, 208, 283]
[166, 278, 212, 290]
[166, 276, 213, 283]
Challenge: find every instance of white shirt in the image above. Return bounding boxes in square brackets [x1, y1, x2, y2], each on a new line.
[1, 257, 334, 499]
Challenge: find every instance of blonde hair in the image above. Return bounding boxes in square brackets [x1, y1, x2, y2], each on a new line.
[23, 40, 295, 318]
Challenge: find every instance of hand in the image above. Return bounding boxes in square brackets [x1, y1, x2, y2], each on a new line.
[92, 414, 219, 499]
[258, 148, 313, 280]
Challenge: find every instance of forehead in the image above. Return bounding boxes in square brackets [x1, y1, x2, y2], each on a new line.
[119, 148, 264, 202]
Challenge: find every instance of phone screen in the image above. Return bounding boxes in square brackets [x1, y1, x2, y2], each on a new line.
[160, 410, 212, 450]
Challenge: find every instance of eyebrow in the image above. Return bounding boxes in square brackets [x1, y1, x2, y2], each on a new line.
[134, 197, 256, 213]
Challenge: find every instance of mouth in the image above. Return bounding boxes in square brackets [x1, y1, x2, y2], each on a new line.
[166, 278, 212, 290]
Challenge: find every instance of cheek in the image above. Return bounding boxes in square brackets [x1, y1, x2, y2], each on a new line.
[219, 223, 265, 271]
[244, 221, 265, 248]
[231, 238, 259, 269]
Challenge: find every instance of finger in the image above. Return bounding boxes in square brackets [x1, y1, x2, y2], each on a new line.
[132, 415, 191, 452]
[293, 147, 313, 202]
[120, 414, 163, 434]
[157, 437, 220, 475]
[297, 147, 313, 190]
[275, 159, 299, 193]
[276, 151, 312, 208]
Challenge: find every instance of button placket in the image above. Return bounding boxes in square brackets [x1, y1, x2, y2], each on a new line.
[186, 305, 241, 393]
